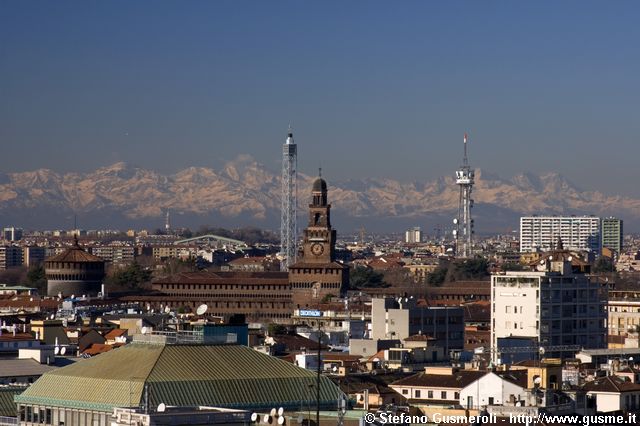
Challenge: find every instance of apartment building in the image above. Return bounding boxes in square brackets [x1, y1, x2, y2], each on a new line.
[0, 246, 23, 270]
[520, 216, 601, 252]
[491, 256, 607, 361]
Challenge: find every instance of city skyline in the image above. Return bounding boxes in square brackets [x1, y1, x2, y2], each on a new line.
[2, 1, 640, 196]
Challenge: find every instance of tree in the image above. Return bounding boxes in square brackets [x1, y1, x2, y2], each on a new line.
[349, 266, 386, 289]
[593, 257, 615, 273]
[25, 265, 47, 294]
[267, 323, 288, 336]
[162, 258, 197, 276]
[501, 262, 527, 271]
[444, 258, 489, 282]
[321, 293, 335, 304]
[106, 262, 152, 290]
[427, 266, 448, 286]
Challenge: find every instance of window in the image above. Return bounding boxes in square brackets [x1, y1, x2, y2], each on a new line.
[402, 389, 408, 395]
[427, 390, 433, 398]
[505, 306, 511, 313]
[514, 306, 517, 313]
[415, 390, 421, 398]
[454, 392, 460, 399]
[441, 391, 447, 399]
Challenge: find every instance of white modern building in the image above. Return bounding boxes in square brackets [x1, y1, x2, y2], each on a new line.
[459, 371, 528, 410]
[3, 227, 23, 242]
[371, 297, 464, 354]
[491, 256, 607, 362]
[519, 216, 601, 253]
[405, 227, 422, 243]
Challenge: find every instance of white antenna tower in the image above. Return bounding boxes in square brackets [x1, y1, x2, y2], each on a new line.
[454, 133, 475, 258]
[165, 210, 171, 233]
[280, 125, 298, 270]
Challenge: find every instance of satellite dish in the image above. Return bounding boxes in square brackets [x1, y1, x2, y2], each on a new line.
[332, 366, 338, 372]
[568, 256, 573, 261]
[263, 414, 270, 424]
[270, 408, 277, 417]
[50, 314, 55, 320]
[164, 306, 170, 313]
[452, 230, 458, 235]
[196, 304, 208, 316]
[297, 415, 304, 424]
[54, 347, 60, 355]
[534, 376, 542, 385]
[157, 403, 166, 413]
[548, 256, 553, 260]
[539, 347, 546, 355]
[277, 407, 284, 417]
[251, 413, 258, 422]
[71, 294, 75, 299]
[60, 347, 67, 355]
[141, 327, 148, 335]
[453, 218, 458, 225]
[277, 416, 285, 425]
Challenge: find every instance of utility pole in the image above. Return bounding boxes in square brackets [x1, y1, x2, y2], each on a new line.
[316, 326, 321, 426]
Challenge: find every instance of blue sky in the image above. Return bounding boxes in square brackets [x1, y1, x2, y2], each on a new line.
[2, 1, 639, 195]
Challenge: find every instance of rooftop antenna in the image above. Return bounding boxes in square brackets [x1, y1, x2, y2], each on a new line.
[196, 304, 208, 316]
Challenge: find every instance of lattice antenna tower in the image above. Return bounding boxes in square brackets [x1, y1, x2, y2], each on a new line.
[453, 133, 475, 257]
[280, 126, 298, 270]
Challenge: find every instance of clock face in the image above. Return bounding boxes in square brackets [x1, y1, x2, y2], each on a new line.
[311, 243, 324, 256]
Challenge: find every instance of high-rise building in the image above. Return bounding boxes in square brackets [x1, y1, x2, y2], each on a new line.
[0, 246, 23, 270]
[3, 227, 23, 242]
[491, 255, 607, 361]
[601, 217, 623, 253]
[23, 246, 46, 267]
[289, 174, 349, 307]
[370, 297, 464, 354]
[405, 227, 422, 243]
[519, 216, 601, 253]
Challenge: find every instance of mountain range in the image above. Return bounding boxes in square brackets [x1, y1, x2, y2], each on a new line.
[1, 155, 638, 233]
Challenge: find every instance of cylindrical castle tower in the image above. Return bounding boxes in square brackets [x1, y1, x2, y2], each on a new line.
[44, 237, 105, 296]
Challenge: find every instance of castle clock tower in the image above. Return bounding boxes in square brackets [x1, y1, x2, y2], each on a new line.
[289, 174, 349, 307]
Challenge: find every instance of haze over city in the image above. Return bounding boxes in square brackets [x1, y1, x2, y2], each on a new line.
[2, 1, 640, 196]
[3, 3, 640, 426]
